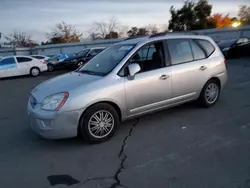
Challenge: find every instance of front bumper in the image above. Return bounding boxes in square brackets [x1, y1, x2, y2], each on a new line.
[27, 99, 81, 139]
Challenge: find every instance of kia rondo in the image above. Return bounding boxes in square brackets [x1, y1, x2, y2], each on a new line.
[28, 34, 227, 143]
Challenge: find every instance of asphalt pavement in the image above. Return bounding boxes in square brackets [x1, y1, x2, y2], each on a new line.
[0, 59, 250, 188]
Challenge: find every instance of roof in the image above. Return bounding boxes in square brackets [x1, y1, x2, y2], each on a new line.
[88, 47, 106, 50]
[116, 34, 212, 46]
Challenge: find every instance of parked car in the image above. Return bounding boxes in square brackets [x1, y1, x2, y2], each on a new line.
[28, 34, 227, 143]
[217, 37, 250, 58]
[46, 53, 73, 71]
[0, 56, 47, 78]
[63, 47, 106, 68]
[31, 55, 50, 61]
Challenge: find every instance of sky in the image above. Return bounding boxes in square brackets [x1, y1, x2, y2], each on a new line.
[0, 0, 249, 43]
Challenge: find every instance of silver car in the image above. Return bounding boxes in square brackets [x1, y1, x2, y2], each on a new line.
[28, 34, 227, 143]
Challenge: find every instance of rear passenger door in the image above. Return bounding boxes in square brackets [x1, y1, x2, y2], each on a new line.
[167, 38, 213, 102]
[16, 57, 33, 75]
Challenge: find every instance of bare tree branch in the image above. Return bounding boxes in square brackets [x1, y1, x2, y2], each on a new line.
[5, 29, 37, 47]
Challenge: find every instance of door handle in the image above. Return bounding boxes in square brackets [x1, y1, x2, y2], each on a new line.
[199, 66, 207, 71]
[159, 74, 169, 80]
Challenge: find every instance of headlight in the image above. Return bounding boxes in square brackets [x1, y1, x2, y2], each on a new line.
[222, 47, 230, 51]
[41, 92, 69, 111]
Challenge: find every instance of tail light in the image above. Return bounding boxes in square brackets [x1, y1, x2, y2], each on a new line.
[224, 58, 227, 68]
[41, 60, 46, 64]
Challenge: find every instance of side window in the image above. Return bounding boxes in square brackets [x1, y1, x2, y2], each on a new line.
[167, 39, 193, 65]
[33, 56, 44, 59]
[16, 57, 32, 63]
[0, 57, 16, 65]
[195, 39, 215, 57]
[190, 40, 206, 60]
[129, 41, 165, 73]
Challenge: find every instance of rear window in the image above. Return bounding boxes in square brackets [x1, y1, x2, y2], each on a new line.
[32, 55, 44, 59]
[16, 57, 33, 63]
[195, 39, 215, 57]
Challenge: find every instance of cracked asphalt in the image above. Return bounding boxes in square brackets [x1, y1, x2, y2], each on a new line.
[0, 58, 250, 188]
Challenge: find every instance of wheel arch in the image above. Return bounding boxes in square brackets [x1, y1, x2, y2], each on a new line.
[77, 101, 122, 135]
[30, 66, 40, 74]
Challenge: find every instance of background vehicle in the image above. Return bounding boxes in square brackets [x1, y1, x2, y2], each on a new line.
[28, 34, 227, 143]
[0, 56, 47, 78]
[31, 55, 50, 61]
[63, 47, 106, 68]
[46, 53, 73, 71]
[217, 37, 250, 58]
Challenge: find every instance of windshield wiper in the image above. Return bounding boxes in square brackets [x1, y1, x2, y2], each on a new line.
[76, 70, 105, 76]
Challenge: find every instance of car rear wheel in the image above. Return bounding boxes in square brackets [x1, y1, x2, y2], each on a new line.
[47, 64, 54, 72]
[197, 79, 220, 107]
[30, 67, 40, 77]
[79, 103, 119, 143]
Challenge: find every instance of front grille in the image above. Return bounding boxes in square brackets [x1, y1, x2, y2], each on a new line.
[30, 95, 37, 108]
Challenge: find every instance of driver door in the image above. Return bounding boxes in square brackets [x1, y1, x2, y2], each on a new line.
[124, 40, 172, 117]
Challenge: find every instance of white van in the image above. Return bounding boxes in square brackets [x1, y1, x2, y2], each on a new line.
[0, 56, 48, 78]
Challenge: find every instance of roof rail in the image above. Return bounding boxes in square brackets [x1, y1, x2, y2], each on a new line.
[149, 32, 167, 38]
[184, 31, 199, 35]
[124, 36, 144, 41]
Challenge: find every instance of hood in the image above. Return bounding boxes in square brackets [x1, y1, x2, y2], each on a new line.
[31, 71, 102, 101]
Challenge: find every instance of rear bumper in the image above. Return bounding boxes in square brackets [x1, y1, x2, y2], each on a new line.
[218, 71, 228, 89]
[40, 64, 48, 72]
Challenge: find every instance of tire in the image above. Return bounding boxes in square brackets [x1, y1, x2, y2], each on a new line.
[47, 64, 54, 72]
[197, 79, 220, 108]
[79, 103, 120, 143]
[30, 67, 40, 77]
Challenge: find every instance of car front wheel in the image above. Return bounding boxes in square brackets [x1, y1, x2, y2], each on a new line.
[79, 103, 120, 143]
[47, 64, 54, 72]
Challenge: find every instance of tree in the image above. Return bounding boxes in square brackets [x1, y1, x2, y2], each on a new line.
[89, 16, 121, 40]
[168, 0, 212, 31]
[5, 29, 37, 47]
[146, 24, 159, 34]
[238, 5, 250, 25]
[194, 0, 213, 29]
[89, 33, 102, 41]
[47, 21, 82, 44]
[105, 31, 119, 39]
[207, 13, 232, 28]
[127, 27, 149, 37]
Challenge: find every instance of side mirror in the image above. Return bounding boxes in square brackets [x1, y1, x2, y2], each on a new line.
[128, 63, 140, 77]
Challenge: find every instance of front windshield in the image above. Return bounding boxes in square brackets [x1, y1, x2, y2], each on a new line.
[77, 49, 89, 57]
[47, 55, 58, 61]
[78, 44, 135, 75]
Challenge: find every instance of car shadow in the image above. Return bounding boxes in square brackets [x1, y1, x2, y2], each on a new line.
[30, 102, 198, 148]
[0, 70, 69, 81]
